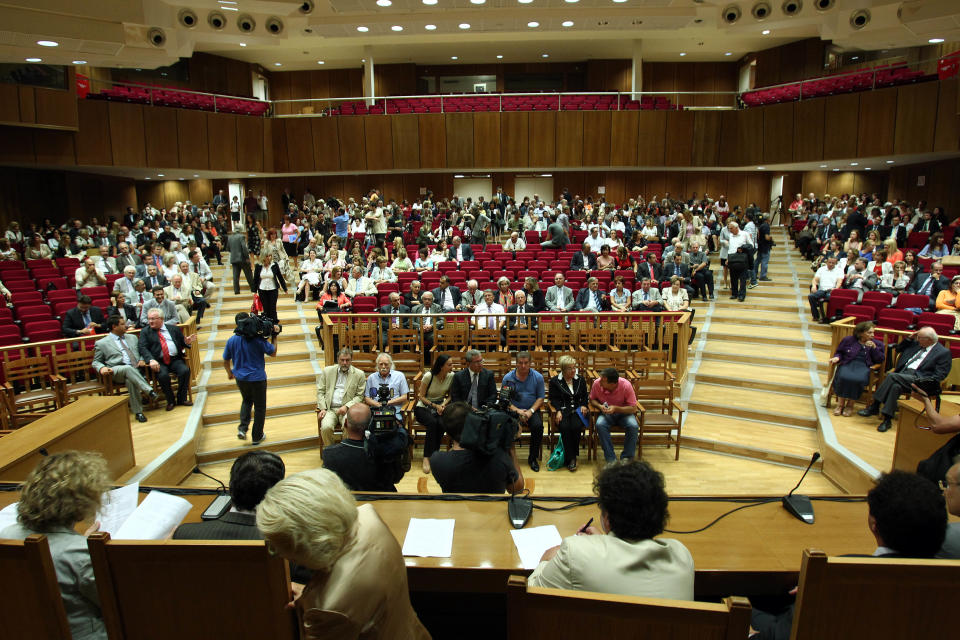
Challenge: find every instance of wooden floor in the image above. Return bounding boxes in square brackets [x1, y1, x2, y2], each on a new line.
[143, 227, 898, 495]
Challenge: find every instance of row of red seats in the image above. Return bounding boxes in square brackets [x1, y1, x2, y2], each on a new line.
[326, 94, 680, 116]
[88, 87, 269, 116]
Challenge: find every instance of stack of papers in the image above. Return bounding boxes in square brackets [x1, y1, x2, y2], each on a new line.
[0, 502, 19, 532]
[510, 525, 563, 569]
[96, 484, 192, 540]
[401, 518, 456, 558]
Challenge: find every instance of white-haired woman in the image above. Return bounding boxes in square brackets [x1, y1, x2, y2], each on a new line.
[257, 469, 430, 640]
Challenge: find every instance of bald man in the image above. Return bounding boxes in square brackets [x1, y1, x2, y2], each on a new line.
[321, 404, 398, 492]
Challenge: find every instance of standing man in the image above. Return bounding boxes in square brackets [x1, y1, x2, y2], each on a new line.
[590, 368, 641, 464]
[502, 351, 546, 472]
[228, 226, 254, 295]
[364, 353, 409, 420]
[316, 347, 367, 447]
[450, 349, 497, 409]
[755, 212, 774, 283]
[472, 208, 491, 249]
[223, 312, 277, 444]
[139, 308, 196, 411]
[92, 315, 158, 423]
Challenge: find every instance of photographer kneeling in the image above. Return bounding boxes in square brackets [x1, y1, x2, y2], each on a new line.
[430, 401, 525, 494]
[224, 312, 279, 444]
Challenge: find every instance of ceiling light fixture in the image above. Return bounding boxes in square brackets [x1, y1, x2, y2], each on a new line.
[454, 174, 465, 178]
[679, 52, 686, 56]
[391, 25, 403, 31]
[459, 23, 470, 29]
[832, 168, 839, 172]
[357, 26, 369, 32]
[145, 177, 151, 180]
[724, 52, 732, 56]
[612, 0, 628, 3]
[317, 60, 325, 64]
[864, 167, 871, 171]
[425, 24, 437, 30]
[222, 6, 238, 10]
[528, 21, 539, 27]
[249, 174, 256, 177]
[562, 20, 574, 27]
[471, 0, 486, 4]
[451, 56, 458, 60]
[496, 54, 503, 59]
[193, 174, 199, 178]
[274, 62, 282, 66]
[762, 29, 770, 35]
[72, 60, 87, 65]
[757, 166, 765, 170]
[423, 0, 437, 4]
[542, 53, 549, 58]
[518, 0, 533, 4]
[565, 0, 579, 3]
[930, 38, 945, 44]
[37, 40, 58, 47]
[820, 164, 827, 168]
[850, 162, 858, 166]
[376, 0, 392, 5]
[886, 160, 895, 164]
[239, 42, 246, 46]
[157, 174, 165, 177]
[25, 58, 41, 62]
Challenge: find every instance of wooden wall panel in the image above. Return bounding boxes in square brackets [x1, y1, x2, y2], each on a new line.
[823, 93, 860, 160]
[34, 88, 78, 129]
[555, 111, 583, 167]
[235, 116, 264, 173]
[645, 173, 666, 200]
[706, 173, 728, 202]
[33, 130, 75, 166]
[684, 172, 706, 200]
[663, 172, 685, 200]
[793, 98, 825, 162]
[338, 117, 366, 171]
[719, 111, 738, 166]
[284, 119, 314, 172]
[691, 111, 721, 167]
[894, 82, 938, 155]
[392, 115, 420, 169]
[609, 111, 638, 167]
[177, 109, 208, 170]
[418, 115, 446, 168]
[206, 113, 238, 172]
[75, 100, 112, 166]
[857, 87, 897, 158]
[473, 112, 500, 168]
[637, 112, 666, 166]
[500, 112, 529, 167]
[827, 170, 854, 196]
[18, 87, 35, 124]
[737, 108, 763, 167]
[364, 116, 393, 171]
[664, 111, 694, 166]
[0, 84, 18, 123]
[746, 172, 769, 208]
[0, 127, 35, 165]
[107, 102, 146, 167]
[272, 117, 289, 173]
[445, 113, 474, 168]
[262, 118, 274, 173]
[163, 180, 189, 206]
[188, 179, 213, 204]
[143, 107, 179, 169]
[801, 171, 827, 199]
[762, 102, 794, 165]
[528, 112, 556, 167]
[311, 117, 340, 172]
[581, 111, 612, 167]
[724, 173, 745, 208]
[934, 79, 960, 153]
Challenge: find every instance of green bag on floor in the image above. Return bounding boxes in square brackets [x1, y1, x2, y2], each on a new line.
[546, 438, 565, 471]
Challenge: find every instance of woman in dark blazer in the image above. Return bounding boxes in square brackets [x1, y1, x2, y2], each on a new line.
[253, 252, 287, 324]
[829, 321, 885, 416]
[548, 354, 590, 471]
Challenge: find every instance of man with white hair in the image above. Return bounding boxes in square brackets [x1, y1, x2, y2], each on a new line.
[363, 353, 409, 420]
[95, 245, 117, 274]
[163, 274, 192, 324]
[345, 265, 377, 299]
[113, 266, 139, 297]
[460, 279, 483, 313]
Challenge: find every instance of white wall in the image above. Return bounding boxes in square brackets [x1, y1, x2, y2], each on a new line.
[453, 177, 492, 203]
[514, 177, 555, 204]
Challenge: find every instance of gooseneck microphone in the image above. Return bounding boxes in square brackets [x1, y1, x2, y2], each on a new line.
[782, 452, 821, 524]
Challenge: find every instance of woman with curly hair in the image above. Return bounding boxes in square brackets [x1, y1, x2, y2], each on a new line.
[1, 451, 112, 640]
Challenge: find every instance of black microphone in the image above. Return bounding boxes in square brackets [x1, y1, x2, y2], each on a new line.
[782, 452, 820, 524]
[192, 466, 228, 495]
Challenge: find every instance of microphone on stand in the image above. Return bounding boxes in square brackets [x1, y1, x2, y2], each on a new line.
[782, 452, 821, 524]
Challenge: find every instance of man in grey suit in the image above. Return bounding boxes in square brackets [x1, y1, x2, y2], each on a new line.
[545, 273, 575, 312]
[227, 226, 254, 295]
[113, 266, 139, 298]
[140, 286, 180, 325]
[91, 315, 158, 423]
[412, 291, 445, 354]
[631, 277, 665, 311]
[459, 279, 483, 313]
[316, 348, 368, 446]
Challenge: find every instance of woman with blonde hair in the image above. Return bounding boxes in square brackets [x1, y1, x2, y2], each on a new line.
[495, 277, 514, 308]
[936, 275, 960, 330]
[391, 248, 413, 273]
[257, 469, 430, 639]
[0, 451, 111, 640]
[883, 237, 903, 264]
[547, 355, 589, 472]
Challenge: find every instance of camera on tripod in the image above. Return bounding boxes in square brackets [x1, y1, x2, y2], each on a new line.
[370, 383, 398, 434]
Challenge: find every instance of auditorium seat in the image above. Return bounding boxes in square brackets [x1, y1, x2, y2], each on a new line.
[916, 312, 954, 335]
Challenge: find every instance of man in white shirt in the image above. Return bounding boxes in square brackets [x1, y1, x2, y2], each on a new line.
[808, 256, 843, 323]
[545, 273, 575, 312]
[316, 347, 367, 446]
[584, 228, 608, 254]
[74, 258, 106, 290]
[345, 266, 377, 298]
[502, 232, 526, 253]
[95, 246, 117, 274]
[473, 290, 505, 332]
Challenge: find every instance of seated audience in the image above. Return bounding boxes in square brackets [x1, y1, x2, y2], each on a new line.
[569, 242, 598, 271]
[935, 275, 960, 330]
[473, 289, 505, 332]
[415, 354, 454, 474]
[92, 315, 156, 422]
[503, 231, 526, 252]
[545, 273, 575, 312]
[450, 349, 497, 409]
[807, 256, 842, 322]
[139, 308, 196, 410]
[364, 353, 409, 420]
[908, 261, 947, 310]
[503, 351, 546, 472]
[75, 257, 107, 290]
[829, 321, 885, 417]
[548, 354, 589, 471]
[574, 277, 607, 312]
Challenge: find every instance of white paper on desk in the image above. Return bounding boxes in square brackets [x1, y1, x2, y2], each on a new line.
[113, 490, 191, 540]
[0, 502, 19, 532]
[401, 518, 455, 558]
[510, 525, 563, 570]
[95, 483, 140, 536]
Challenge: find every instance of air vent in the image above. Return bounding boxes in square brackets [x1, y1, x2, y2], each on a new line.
[208, 11, 226, 30]
[722, 5, 742, 24]
[265, 16, 284, 35]
[237, 14, 256, 33]
[299, 0, 315, 14]
[147, 27, 166, 47]
[178, 9, 198, 29]
[850, 9, 870, 29]
[814, 0, 834, 11]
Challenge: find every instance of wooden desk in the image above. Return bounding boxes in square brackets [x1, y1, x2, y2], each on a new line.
[894, 398, 958, 473]
[0, 487, 872, 598]
[0, 397, 132, 481]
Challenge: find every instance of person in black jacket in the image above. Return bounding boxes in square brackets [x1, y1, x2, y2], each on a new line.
[908, 262, 948, 310]
[61, 295, 106, 337]
[636, 252, 664, 283]
[569, 242, 598, 271]
[252, 252, 287, 324]
[104, 292, 139, 329]
[548, 355, 589, 471]
[322, 404, 399, 492]
[449, 349, 497, 409]
[138, 308, 196, 410]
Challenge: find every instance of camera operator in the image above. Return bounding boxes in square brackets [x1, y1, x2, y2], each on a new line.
[322, 404, 399, 492]
[502, 351, 546, 472]
[364, 353, 409, 419]
[223, 312, 278, 444]
[430, 401, 524, 494]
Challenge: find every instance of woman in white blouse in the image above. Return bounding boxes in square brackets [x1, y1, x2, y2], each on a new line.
[161, 254, 180, 281]
[323, 248, 346, 279]
[429, 239, 449, 265]
[296, 249, 325, 301]
[369, 256, 397, 285]
[391, 248, 413, 273]
[349, 215, 366, 236]
[661, 276, 690, 312]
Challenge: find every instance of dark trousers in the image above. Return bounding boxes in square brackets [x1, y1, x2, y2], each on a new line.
[873, 370, 918, 417]
[236, 378, 267, 440]
[557, 412, 583, 464]
[232, 261, 253, 294]
[157, 358, 190, 404]
[259, 288, 279, 323]
[524, 412, 544, 460]
[808, 289, 831, 320]
[693, 269, 715, 298]
[191, 296, 210, 324]
[729, 267, 748, 299]
[415, 406, 444, 458]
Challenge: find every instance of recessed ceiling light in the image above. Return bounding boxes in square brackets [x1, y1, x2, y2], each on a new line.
[145, 177, 151, 180]
[72, 60, 87, 65]
[454, 174, 464, 178]
[679, 52, 686, 57]
[612, 0, 628, 3]
[528, 21, 539, 27]
[471, 0, 486, 4]
[37, 40, 58, 47]
[317, 60, 325, 64]
[864, 167, 871, 171]
[562, 20, 574, 27]
[274, 62, 282, 66]
[157, 174, 165, 177]
[425, 24, 437, 30]
[761, 29, 770, 35]
[851, 56, 859, 61]
[391, 25, 403, 31]
[249, 174, 256, 177]
[423, 0, 437, 4]
[820, 164, 828, 168]
[25, 58, 41, 63]
[357, 26, 369, 32]
[451, 56, 458, 60]
[239, 43, 246, 47]
[886, 160, 895, 164]
[193, 174, 199, 177]
[565, 0, 579, 3]
[459, 23, 470, 29]
[376, 0, 392, 5]
[542, 53, 549, 58]
[930, 38, 945, 44]
[724, 52, 732, 56]
[496, 54, 503, 59]
[850, 162, 858, 166]
[518, 0, 533, 3]
[757, 166, 765, 170]
[222, 6, 238, 10]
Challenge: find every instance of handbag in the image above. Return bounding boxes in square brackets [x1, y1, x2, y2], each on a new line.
[546, 435, 566, 471]
[251, 293, 263, 314]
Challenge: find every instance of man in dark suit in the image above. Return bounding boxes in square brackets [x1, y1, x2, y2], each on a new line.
[574, 278, 608, 312]
[143, 264, 168, 290]
[636, 252, 663, 283]
[858, 327, 952, 432]
[450, 349, 497, 409]
[138, 307, 196, 410]
[908, 262, 948, 310]
[879, 213, 908, 249]
[569, 242, 597, 271]
[660, 253, 697, 298]
[323, 404, 399, 492]
[448, 236, 474, 263]
[507, 291, 538, 330]
[916, 210, 941, 234]
[62, 295, 106, 338]
[379, 292, 410, 349]
[432, 275, 462, 312]
[842, 205, 868, 243]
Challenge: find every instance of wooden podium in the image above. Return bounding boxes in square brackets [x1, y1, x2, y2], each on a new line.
[893, 397, 959, 473]
[0, 396, 133, 481]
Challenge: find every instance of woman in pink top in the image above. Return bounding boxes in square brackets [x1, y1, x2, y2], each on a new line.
[281, 215, 300, 269]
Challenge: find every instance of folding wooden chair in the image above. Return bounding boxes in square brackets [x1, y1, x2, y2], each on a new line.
[632, 370, 683, 460]
[2, 355, 64, 428]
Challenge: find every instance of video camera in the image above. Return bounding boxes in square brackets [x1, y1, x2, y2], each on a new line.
[235, 313, 280, 339]
[461, 385, 520, 456]
[370, 383, 399, 434]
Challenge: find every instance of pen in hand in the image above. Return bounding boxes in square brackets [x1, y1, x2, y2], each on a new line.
[578, 517, 594, 534]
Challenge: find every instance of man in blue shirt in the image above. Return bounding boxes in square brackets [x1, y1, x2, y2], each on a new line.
[364, 352, 410, 419]
[502, 351, 545, 472]
[223, 312, 278, 444]
[333, 208, 350, 241]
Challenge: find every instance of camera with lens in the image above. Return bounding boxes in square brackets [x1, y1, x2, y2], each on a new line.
[461, 385, 519, 455]
[369, 383, 399, 434]
[235, 313, 279, 339]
